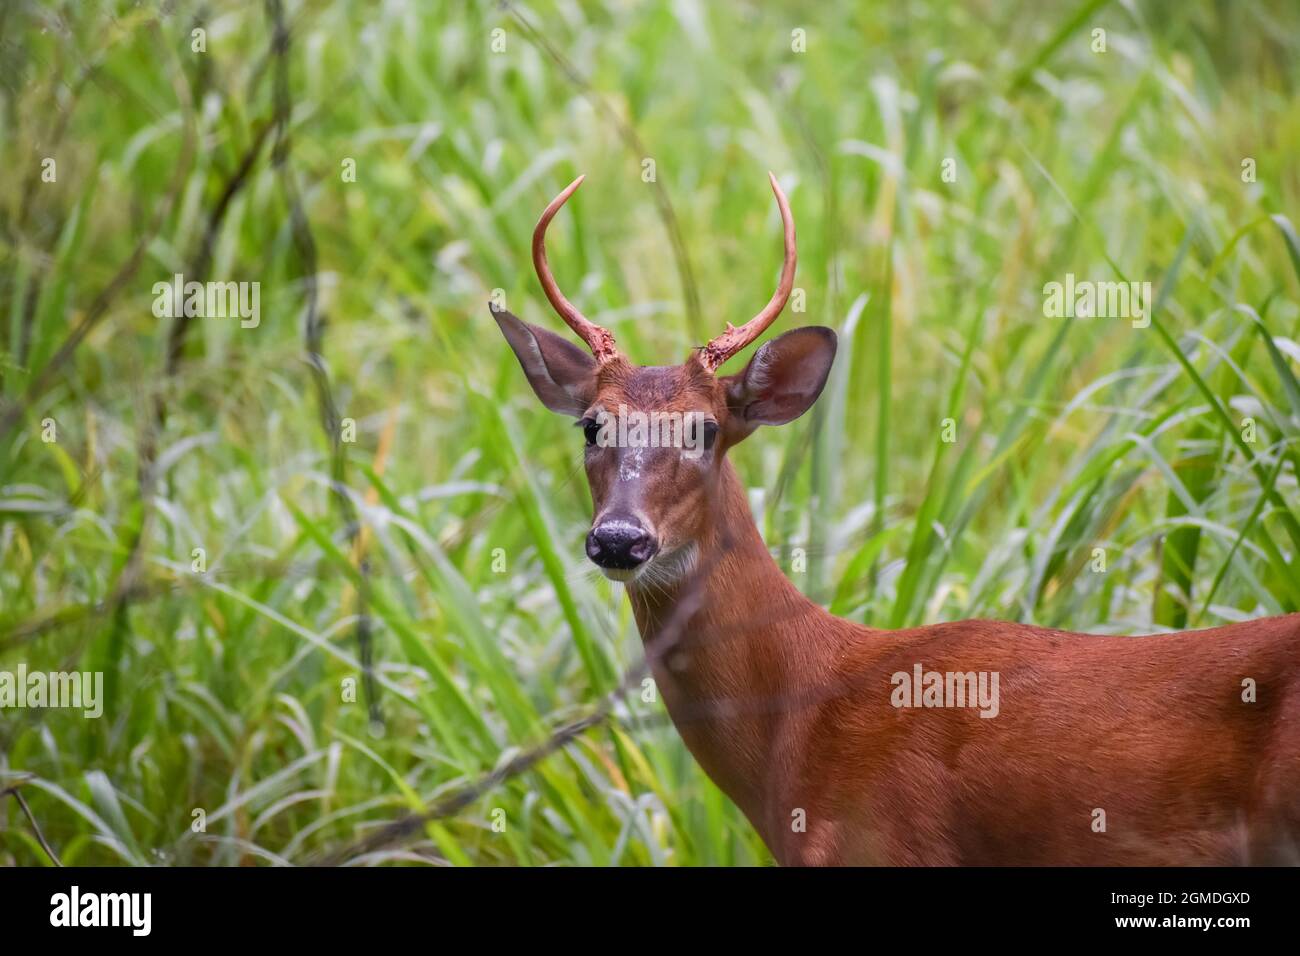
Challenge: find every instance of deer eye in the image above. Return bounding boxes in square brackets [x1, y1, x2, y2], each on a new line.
[687, 418, 719, 450]
[578, 418, 600, 447]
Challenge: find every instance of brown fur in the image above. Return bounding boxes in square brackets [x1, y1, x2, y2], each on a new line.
[500, 322, 1300, 866]
[629, 456, 1300, 866]
[590, 360, 1300, 866]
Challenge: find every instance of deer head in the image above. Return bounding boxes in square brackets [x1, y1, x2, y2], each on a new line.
[492, 173, 836, 583]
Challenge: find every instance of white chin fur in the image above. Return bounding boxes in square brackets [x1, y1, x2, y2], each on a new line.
[599, 544, 698, 587]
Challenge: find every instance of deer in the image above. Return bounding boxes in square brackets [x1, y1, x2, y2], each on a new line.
[490, 172, 1300, 866]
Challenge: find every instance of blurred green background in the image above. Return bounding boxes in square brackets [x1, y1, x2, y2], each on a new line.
[1, 0, 1298, 865]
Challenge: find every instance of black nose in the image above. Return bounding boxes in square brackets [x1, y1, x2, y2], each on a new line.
[586, 517, 658, 570]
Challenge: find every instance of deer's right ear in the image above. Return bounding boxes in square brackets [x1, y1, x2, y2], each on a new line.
[491, 304, 597, 416]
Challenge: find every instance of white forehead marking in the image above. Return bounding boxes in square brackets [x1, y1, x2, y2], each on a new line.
[618, 446, 645, 482]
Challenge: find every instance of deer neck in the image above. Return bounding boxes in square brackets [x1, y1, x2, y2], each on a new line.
[625, 459, 850, 832]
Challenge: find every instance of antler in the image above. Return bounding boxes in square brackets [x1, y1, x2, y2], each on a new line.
[532, 175, 620, 363]
[699, 172, 797, 372]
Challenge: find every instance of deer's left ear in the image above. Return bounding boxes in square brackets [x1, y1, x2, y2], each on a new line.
[721, 327, 836, 433]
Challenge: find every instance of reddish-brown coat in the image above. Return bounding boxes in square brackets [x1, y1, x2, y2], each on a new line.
[495, 184, 1298, 862]
[629, 460, 1300, 866]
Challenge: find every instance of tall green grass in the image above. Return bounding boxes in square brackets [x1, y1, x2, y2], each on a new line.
[1, 0, 1298, 865]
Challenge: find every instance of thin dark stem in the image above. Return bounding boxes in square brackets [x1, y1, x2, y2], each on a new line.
[266, 0, 381, 728]
[3, 786, 63, 867]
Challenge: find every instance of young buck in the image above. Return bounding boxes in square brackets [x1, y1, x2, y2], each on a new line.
[491, 173, 1300, 866]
